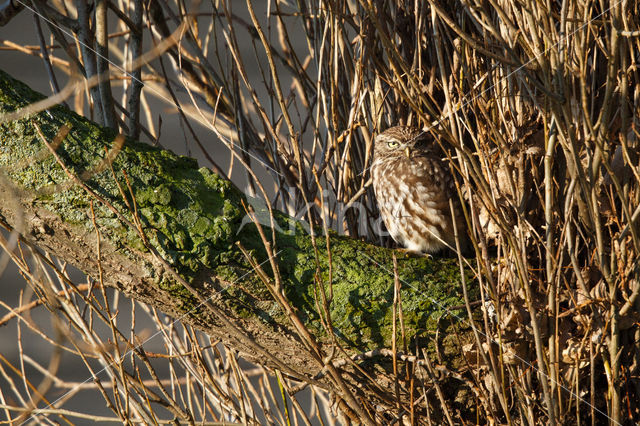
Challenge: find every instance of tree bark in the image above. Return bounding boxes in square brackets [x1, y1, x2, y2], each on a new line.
[0, 69, 476, 412]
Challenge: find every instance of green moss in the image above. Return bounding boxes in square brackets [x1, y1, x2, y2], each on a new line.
[0, 69, 249, 306]
[0, 69, 477, 354]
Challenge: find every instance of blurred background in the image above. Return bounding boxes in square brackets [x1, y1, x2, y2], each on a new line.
[0, 1, 336, 424]
[1, 0, 639, 424]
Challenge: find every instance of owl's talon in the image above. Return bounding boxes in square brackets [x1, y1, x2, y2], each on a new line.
[395, 248, 425, 259]
[403, 249, 413, 259]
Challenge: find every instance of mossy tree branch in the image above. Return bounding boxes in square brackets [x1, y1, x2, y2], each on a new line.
[0, 69, 475, 411]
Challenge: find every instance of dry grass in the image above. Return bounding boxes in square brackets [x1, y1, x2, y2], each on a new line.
[0, 0, 639, 424]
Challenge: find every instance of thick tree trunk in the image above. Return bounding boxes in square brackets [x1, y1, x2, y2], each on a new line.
[0, 69, 476, 415]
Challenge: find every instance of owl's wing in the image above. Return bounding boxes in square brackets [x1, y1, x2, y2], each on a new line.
[409, 154, 458, 196]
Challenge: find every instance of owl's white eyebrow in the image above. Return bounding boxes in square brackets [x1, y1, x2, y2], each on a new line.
[376, 134, 396, 143]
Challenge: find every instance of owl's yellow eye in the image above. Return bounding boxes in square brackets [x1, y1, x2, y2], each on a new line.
[387, 141, 399, 148]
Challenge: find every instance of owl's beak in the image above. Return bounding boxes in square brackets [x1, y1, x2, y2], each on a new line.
[404, 147, 411, 158]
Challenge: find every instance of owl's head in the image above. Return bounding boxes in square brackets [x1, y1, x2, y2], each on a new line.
[373, 126, 429, 160]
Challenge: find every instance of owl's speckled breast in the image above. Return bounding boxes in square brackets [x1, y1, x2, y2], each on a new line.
[371, 126, 467, 254]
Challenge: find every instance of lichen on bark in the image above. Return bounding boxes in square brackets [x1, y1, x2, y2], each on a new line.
[0, 69, 476, 356]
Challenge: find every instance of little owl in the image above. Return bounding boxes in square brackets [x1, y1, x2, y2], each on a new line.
[371, 126, 468, 254]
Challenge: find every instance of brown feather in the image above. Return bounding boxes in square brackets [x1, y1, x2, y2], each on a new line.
[371, 126, 468, 254]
